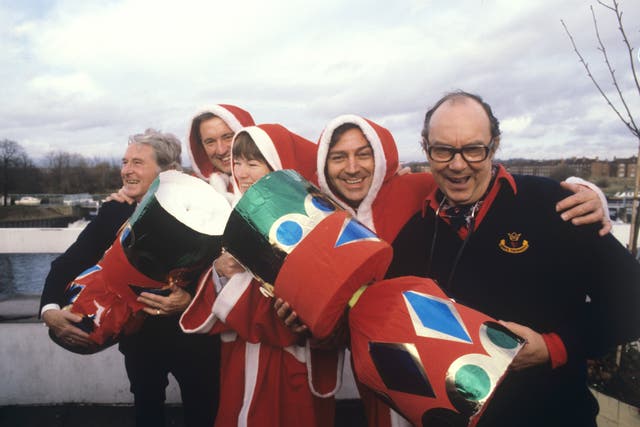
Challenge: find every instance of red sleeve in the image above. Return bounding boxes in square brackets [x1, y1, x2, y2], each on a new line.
[542, 332, 568, 369]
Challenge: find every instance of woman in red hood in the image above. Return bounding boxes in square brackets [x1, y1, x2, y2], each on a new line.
[181, 124, 339, 427]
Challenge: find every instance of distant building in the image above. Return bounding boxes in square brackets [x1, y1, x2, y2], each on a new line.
[591, 160, 610, 178]
[502, 159, 558, 177]
[501, 156, 637, 179]
[402, 156, 638, 180]
[614, 157, 637, 179]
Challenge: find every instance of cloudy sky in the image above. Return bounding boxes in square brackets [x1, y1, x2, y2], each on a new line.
[2, 0, 639, 166]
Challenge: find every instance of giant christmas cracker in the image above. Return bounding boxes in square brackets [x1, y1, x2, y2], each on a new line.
[53, 170, 231, 354]
[223, 170, 525, 426]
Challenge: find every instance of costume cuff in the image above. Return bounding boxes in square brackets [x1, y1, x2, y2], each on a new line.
[542, 332, 568, 369]
[211, 271, 252, 323]
[40, 303, 61, 318]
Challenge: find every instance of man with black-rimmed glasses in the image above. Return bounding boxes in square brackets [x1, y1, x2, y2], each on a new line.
[388, 91, 640, 427]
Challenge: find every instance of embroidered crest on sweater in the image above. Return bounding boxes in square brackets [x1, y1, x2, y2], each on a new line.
[498, 232, 529, 254]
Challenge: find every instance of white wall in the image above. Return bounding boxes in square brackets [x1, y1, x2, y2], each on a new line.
[0, 322, 180, 405]
[0, 322, 358, 404]
[0, 228, 83, 254]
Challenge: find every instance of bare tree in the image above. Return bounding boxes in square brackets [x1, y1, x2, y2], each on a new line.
[43, 151, 121, 194]
[561, 0, 640, 256]
[45, 151, 89, 194]
[0, 139, 27, 206]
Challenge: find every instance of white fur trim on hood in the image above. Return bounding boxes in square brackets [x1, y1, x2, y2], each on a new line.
[187, 104, 249, 180]
[317, 114, 387, 231]
[230, 126, 283, 200]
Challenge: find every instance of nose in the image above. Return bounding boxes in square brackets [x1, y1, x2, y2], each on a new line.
[207, 141, 220, 155]
[448, 152, 467, 171]
[345, 155, 359, 174]
[220, 139, 231, 155]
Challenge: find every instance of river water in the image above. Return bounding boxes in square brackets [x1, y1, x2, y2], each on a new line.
[0, 253, 58, 298]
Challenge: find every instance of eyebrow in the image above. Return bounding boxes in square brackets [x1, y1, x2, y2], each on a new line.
[329, 143, 372, 155]
[204, 132, 234, 142]
[123, 156, 145, 162]
[430, 140, 485, 146]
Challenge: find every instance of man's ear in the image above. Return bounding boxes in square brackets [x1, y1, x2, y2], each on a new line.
[491, 137, 501, 155]
[420, 137, 428, 153]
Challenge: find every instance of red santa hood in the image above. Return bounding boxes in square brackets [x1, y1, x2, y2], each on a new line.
[230, 124, 317, 196]
[187, 104, 255, 180]
[316, 114, 399, 231]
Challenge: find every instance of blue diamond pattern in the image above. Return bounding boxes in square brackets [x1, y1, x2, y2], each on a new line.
[404, 291, 472, 343]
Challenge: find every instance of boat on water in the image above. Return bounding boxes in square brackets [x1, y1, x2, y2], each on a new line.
[14, 196, 41, 206]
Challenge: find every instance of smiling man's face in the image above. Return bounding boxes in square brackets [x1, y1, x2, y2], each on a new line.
[200, 116, 235, 174]
[326, 127, 374, 209]
[426, 97, 496, 206]
[121, 143, 160, 202]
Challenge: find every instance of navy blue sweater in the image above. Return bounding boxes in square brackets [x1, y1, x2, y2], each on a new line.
[388, 174, 640, 427]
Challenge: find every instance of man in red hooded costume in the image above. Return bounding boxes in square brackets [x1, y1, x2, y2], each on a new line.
[187, 104, 256, 202]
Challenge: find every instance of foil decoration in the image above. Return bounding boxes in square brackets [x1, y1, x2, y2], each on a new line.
[223, 169, 339, 288]
[52, 171, 231, 354]
[445, 321, 522, 418]
[349, 277, 525, 427]
[223, 169, 393, 339]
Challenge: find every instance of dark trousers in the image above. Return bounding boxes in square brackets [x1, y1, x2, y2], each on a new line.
[120, 315, 220, 427]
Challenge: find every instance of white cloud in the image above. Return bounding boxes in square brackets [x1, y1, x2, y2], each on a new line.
[0, 0, 639, 164]
[28, 72, 103, 99]
[501, 115, 533, 135]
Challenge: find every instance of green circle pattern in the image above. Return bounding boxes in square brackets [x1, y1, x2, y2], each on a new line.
[455, 365, 491, 401]
[487, 325, 519, 349]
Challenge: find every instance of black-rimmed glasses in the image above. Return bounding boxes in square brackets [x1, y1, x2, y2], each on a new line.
[425, 139, 495, 163]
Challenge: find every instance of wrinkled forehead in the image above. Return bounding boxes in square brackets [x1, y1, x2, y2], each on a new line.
[124, 143, 157, 163]
[201, 116, 234, 135]
[429, 100, 492, 143]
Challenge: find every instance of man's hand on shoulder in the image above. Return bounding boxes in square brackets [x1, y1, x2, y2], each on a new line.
[557, 180, 611, 236]
[105, 187, 136, 205]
